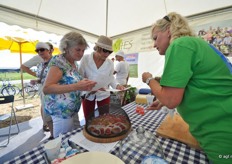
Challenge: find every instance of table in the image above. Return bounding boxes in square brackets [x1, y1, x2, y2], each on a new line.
[5, 102, 209, 164]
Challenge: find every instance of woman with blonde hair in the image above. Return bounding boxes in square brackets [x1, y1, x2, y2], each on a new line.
[43, 32, 96, 139]
[142, 12, 232, 163]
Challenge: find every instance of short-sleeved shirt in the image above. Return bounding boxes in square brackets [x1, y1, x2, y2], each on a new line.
[115, 61, 129, 85]
[23, 55, 44, 96]
[44, 55, 83, 119]
[23, 55, 43, 68]
[160, 36, 232, 163]
[36, 60, 50, 85]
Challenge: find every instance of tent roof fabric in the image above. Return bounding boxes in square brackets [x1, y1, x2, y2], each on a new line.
[0, 0, 231, 40]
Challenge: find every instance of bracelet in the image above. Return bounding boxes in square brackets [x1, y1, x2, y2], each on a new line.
[145, 77, 153, 85]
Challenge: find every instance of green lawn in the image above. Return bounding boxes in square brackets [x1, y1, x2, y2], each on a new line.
[0, 72, 36, 81]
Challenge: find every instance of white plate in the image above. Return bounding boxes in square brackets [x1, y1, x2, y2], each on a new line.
[105, 87, 132, 92]
[61, 151, 124, 164]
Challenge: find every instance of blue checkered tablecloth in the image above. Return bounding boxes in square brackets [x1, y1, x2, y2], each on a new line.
[5, 102, 209, 164]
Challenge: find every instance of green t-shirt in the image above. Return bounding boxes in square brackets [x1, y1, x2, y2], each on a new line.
[160, 36, 232, 163]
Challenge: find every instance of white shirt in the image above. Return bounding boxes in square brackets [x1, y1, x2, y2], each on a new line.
[22, 55, 43, 92]
[78, 52, 118, 101]
[115, 61, 129, 85]
[23, 55, 43, 68]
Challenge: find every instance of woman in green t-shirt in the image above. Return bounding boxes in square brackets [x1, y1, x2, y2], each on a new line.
[142, 12, 232, 164]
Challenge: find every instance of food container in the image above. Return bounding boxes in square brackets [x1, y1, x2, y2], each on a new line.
[119, 126, 167, 163]
[43, 139, 79, 164]
[83, 104, 132, 143]
[44, 134, 62, 161]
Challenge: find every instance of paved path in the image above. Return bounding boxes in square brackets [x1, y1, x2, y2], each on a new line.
[9, 80, 31, 85]
[1, 79, 31, 85]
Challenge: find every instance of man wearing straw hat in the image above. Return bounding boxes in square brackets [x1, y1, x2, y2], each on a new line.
[79, 35, 124, 120]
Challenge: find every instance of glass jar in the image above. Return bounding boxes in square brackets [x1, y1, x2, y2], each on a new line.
[119, 126, 167, 163]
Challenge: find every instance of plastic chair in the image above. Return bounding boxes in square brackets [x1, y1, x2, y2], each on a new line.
[0, 95, 20, 147]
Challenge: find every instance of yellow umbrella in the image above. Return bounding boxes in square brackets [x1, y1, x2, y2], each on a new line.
[0, 36, 38, 106]
[0, 22, 61, 55]
[0, 36, 60, 106]
[0, 37, 60, 55]
[0, 37, 38, 53]
[0, 23, 61, 107]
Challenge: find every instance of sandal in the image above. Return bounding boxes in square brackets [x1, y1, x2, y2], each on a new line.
[48, 136, 54, 140]
[43, 125, 50, 132]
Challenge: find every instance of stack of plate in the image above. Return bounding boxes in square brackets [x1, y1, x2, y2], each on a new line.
[61, 152, 124, 164]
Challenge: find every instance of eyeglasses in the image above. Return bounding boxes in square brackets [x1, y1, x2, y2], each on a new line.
[102, 49, 113, 54]
[35, 48, 46, 53]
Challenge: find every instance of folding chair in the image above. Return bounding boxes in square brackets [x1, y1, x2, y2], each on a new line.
[0, 95, 20, 147]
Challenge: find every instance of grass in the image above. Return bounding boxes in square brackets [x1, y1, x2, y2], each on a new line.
[0, 72, 37, 88]
[0, 72, 36, 81]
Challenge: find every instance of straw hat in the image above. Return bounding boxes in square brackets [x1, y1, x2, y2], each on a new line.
[115, 50, 124, 58]
[95, 35, 113, 51]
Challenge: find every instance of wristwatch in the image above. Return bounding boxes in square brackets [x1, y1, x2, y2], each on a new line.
[146, 77, 153, 85]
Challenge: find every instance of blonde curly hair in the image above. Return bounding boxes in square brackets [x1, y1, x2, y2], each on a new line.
[151, 12, 195, 43]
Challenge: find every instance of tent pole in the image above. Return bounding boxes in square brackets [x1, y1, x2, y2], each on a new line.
[15, 42, 34, 111]
[163, 0, 168, 14]
[105, 0, 108, 36]
[19, 42, 25, 105]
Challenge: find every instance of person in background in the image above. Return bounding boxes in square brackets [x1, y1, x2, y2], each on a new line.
[46, 42, 55, 55]
[43, 32, 96, 139]
[142, 12, 232, 164]
[32, 42, 53, 133]
[21, 42, 54, 132]
[113, 50, 129, 86]
[20, 42, 54, 76]
[78, 35, 124, 120]
[21, 55, 43, 77]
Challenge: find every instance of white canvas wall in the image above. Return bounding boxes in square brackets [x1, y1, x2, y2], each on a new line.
[0, 0, 231, 89]
[0, 0, 231, 37]
[126, 50, 165, 89]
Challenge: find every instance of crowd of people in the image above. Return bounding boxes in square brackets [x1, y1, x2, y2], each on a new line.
[197, 26, 232, 56]
[21, 34, 127, 139]
[20, 12, 232, 164]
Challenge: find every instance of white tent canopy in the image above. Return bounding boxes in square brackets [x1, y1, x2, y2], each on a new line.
[0, 0, 231, 89]
[0, 0, 231, 41]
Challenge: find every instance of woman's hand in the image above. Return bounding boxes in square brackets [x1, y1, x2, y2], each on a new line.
[98, 88, 106, 91]
[116, 84, 125, 90]
[146, 99, 163, 110]
[30, 79, 39, 85]
[142, 72, 153, 83]
[77, 79, 97, 91]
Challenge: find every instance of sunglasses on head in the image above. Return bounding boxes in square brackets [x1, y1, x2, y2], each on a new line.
[102, 49, 113, 54]
[35, 48, 46, 53]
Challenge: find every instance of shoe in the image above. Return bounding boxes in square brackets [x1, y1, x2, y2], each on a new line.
[43, 125, 50, 132]
[48, 136, 54, 140]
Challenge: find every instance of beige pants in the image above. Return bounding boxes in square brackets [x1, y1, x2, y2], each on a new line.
[39, 84, 52, 125]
